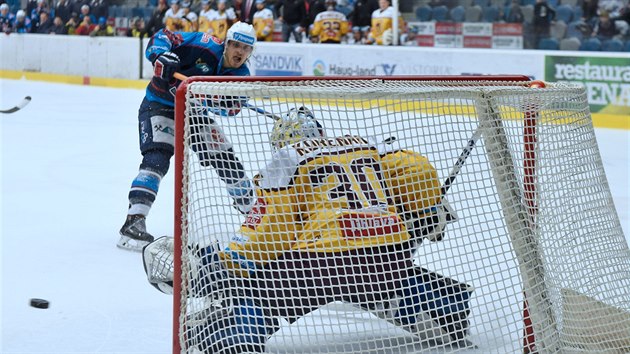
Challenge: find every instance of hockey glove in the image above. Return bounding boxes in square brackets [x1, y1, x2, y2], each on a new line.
[153, 51, 180, 82]
[402, 199, 458, 243]
[208, 95, 248, 117]
[226, 178, 255, 214]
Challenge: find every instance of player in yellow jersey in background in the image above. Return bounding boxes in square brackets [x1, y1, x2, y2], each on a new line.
[252, 0, 274, 41]
[209, 0, 237, 40]
[181, 1, 199, 32]
[143, 107, 472, 353]
[197, 0, 213, 33]
[164, 0, 186, 31]
[310, 0, 349, 43]
[368, 0, 405, 44]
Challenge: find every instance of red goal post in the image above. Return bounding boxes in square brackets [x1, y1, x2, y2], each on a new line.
[172, 75, 630, 354]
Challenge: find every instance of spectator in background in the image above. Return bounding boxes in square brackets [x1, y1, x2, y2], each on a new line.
[33, 10, 53, 32]
[532, 0, 555, 46]
[310, 0, 349, 43]
[27, 0, 48, 21]
[127, 16, 146, 36]
[368, 0, 404, 45]
[198, 0, 213, 32]
[505, 0, 524, 23]
[142, 0, 167, 37]
[232, 0, 242, 20]
[349, 0, 377, 44]
[610, 2, 630, 36]
[181, 1, 198, 31]
[49, 15, 68, 33]
[599, 0, 624, 18]
[209, 0, 237, 39]
[164, 0, 185, 31]
[275, 0, 307, 42]
[54, 0, 71, 22]
[13, 9, 32, 32]
[239, 0, 257, 23]
[79, 4, 95, 23]
[75, 13, 95, 34]
[26, 0, 39, 19]
[89, 0, 107, 19]
[71, 0, 88, 16]
[0, 3, 14, 33]
[592, 11, 620, 39]
[252, 0, 274, 41]
[581, 0, 598, 24]
[89, 15, 113, 35]
[65, 11, 78, 33]
[30, 0, 49, 27]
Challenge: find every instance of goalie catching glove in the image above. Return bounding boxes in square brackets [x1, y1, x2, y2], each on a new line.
[143, 236, 229, 296]
[153, 51, 180, 82]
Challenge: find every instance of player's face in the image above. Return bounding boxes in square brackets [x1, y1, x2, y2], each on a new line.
[224, 41, 253, 68]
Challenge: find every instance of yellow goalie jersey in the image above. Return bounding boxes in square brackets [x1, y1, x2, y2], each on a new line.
[369, 6, 404, 45]
[253, 8, 274, 41]
[310, 10, 349, 43]
[222, 136, 442, 277]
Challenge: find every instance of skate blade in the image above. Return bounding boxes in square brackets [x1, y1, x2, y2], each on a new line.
[117, 235, 150, 252]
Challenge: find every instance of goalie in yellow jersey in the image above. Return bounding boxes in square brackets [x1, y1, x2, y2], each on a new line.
[143, 107, 473, 353]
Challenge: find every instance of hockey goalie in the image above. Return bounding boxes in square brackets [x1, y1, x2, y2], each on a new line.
[143, 106, 473, 353]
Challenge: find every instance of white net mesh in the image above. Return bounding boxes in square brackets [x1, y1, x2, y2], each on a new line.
[174, 78, 630, 354]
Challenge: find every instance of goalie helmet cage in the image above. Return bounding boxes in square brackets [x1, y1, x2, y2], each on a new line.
[173, 76, 630, 354]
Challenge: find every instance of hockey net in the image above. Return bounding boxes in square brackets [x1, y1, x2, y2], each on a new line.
[173, 76, 630, 353]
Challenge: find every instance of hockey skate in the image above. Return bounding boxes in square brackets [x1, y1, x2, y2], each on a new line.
[117, 214, 155, 252]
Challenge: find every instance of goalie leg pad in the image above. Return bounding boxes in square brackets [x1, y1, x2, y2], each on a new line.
[394, 267, 473, 342]
[189, 297, 278, 354]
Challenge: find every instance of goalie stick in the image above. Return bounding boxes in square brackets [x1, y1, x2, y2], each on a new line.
[440, 127, 482, 196]
[1, 96, 31, 114]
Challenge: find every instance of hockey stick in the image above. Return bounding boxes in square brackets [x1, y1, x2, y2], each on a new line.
[241, 102, 280, 120]
[1, 96, 31, 114]
[440, 127, 482, 196]
[173, 73, 280, 120]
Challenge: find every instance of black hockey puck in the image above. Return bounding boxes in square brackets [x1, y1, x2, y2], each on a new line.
[30, 298, 49, 309]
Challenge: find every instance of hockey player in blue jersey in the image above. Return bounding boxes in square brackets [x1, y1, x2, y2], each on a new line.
[118, 21, 258, 252]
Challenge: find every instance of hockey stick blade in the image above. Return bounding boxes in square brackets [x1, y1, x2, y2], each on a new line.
[1, 96, 31, 114]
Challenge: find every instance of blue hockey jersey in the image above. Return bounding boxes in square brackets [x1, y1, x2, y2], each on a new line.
[145, 29, 251, 107]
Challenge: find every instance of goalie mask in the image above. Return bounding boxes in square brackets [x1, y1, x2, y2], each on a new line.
[270, 107, 325, 150]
